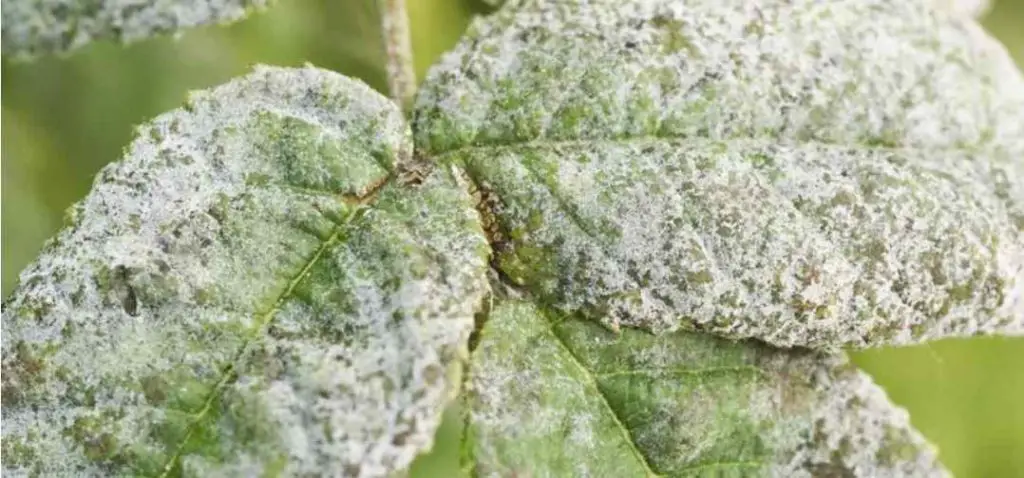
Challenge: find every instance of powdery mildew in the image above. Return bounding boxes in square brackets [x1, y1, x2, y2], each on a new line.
[1, 0, 269, 58]
[0, 65, 490, 476]
[935, 0, 991, 18]
[467, 300, 947, 477]
[416, 0, 1024, 153]
[457, 139, 1022, 350]
[4, 0, 1024, 474]
[415, 0, 1024, 351]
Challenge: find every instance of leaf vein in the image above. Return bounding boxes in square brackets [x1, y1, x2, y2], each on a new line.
[671, 459, 765, 474]
[596, 365, 763, 380]
[518, 155, 603, 244]
[543, 316, 664, 478]
[434, 135, 954, 161]
[155, 179, 387, 477]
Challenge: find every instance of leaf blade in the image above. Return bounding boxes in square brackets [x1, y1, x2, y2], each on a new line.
[0, 65, 491, 476]
[415, 0, 1024, 152]
[1, 0, 271, 59]
[415, 0, 1024, 350]
[451, 138, 1021, 350]
[466, 300, 948, 477]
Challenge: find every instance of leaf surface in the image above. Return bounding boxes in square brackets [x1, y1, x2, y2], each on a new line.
[0, 65, 490, 476]
[1, 0, 269, 58]
[465, 300, 947, 477]
[415, 0, 1024, 350]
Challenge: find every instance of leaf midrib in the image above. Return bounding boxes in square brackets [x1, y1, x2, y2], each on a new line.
[427, 134, 974, 161]
[543, 315, 776, 477]
[541, 312, 664, 478]
[155, 181, 385, 477]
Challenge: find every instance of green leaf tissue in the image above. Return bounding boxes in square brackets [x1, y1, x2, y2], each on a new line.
[1, 0, 1021, 476]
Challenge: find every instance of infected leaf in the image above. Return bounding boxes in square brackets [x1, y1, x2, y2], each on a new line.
[0, 65, 491, 476]
[1, 0, 270, 58]
[415, 0, 1024, 351]
[5, 0, 1024, 475]
[465, 300, 948, 477]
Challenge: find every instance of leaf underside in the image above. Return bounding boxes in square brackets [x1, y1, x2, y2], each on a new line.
[2, 0, 1024, 476]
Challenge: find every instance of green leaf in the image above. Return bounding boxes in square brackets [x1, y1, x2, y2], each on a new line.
[5, 0, 1024, 475]
[465, 300, 947, 477]
[1, 0, 270, 59]
[0, 65, 490, 476]
[414, 0, 1024, 351]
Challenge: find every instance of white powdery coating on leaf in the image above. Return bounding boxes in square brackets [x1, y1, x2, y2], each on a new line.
[416, 0, 1024, 152]
[180, 175, 491, 477]
[416, 0, 1024, 226]
[459, 139, 1023, 350]
[765, 354, 949, 478]
[935, 0, 991, 18]
[465, 301, 659, 477]
[416, 0, 1024, 350]
[1, 65, 490, 477]
[1, 0, 270, 58]
[467, 301, 947, 477]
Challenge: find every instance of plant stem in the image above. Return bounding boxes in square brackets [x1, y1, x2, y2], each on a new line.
[378, 0, 416, 114]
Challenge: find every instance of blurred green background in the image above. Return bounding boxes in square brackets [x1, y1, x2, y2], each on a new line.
[2, 1, 1023, 476]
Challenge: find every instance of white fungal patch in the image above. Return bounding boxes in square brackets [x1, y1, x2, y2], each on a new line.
[454, 139, 1022, 350]
[1, 65, 490, 477]
[415, 0, 1024, 351]
[2, 0, 270, 58]
[467, 300, 947, 477]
